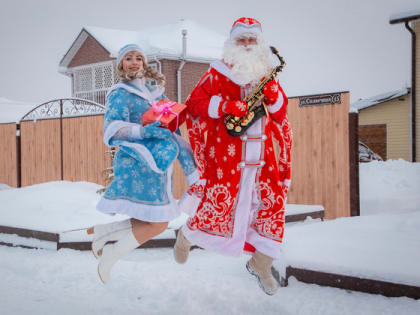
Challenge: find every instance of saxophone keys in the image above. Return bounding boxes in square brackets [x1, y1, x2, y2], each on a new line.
[226, 123, 234, 130]
[234, 116, 241, 122]
[235, 125, 242, 133]
[248, 111, 254, 120]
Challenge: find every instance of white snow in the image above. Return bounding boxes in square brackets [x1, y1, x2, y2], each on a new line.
[83, 20, 225, 64]
[350, 87, 410, 112]
[0, 97, 38, 123]
[390, 9, 420, 22]
[1, 246, 419, 315]
[0, 159, 420, 313]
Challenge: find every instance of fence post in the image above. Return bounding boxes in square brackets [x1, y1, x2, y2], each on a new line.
[349, 112, 360, 216]
[60, 100, 64, 181]
[16, 123, 21, 187]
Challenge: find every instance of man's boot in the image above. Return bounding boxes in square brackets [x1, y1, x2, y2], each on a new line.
[246, 250, 279, 295]
[173, 229, 191, 264]
[87, 219, 132, 259]
[97, 229, 140, 284]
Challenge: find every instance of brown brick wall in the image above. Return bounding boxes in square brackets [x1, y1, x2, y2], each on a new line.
[359, 124, 387, 159]
[68, 35, 114, 68]
[161, 60, 209, 102]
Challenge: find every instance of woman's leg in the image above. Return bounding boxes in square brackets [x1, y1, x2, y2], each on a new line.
[130, 218, 168, 244]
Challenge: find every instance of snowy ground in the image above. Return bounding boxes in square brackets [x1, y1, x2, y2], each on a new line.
[0, 159, 420, 314]
[1, 246, 420, 315]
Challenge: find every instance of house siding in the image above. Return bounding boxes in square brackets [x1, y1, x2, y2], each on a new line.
[358, 95, 410, 161]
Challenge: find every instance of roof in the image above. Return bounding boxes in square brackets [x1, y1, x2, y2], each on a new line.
[59, 20, 225, 70]
[350, 87, 410, 112]
[389, 9, 420, 24]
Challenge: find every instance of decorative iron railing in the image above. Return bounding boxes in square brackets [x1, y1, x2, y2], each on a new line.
[20, 98, 105, 121]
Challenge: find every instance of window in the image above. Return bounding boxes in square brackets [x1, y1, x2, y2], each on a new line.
[72, 61, 116, 105]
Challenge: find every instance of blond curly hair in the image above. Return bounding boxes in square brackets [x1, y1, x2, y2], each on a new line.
[117, 55, 165, 86]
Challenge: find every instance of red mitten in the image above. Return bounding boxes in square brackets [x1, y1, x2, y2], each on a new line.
[222, 100, 248, 117]
[263, 80, 280, 105]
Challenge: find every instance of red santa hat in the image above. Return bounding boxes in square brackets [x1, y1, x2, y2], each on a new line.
[230, 17, 262, 40]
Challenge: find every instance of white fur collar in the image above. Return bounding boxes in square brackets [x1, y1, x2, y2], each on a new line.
[106, 80, 165, 104]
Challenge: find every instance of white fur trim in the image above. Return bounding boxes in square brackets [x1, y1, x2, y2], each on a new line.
[186, 169, 200, 186]
[208, 95, 223, 118]
[97, 165, 179, 222]
[230, 23, 262, 40]
[104, 120, 165, 174]
[266, 83, 284, 114]
[122, 141, 165, 174]
[131, 125, 142, 139]
[178, 190, 202, 217]
[106, 82, 164, 104]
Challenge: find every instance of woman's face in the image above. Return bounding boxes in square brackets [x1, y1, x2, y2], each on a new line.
[122, 51, 144, 73]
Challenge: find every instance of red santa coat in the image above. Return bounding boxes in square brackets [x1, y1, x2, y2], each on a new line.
[182, 60, 292, 257]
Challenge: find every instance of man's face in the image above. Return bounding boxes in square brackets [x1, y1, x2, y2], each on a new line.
[235, 36, 257, 49]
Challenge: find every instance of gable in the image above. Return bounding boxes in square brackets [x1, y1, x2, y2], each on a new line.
[68, 34, 113, 68]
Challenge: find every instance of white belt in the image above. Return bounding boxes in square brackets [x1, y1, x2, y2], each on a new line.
[238, 160, 266, 168]
[240, 134, 267, 142]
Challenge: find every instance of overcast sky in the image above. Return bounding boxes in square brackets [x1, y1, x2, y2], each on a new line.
[0, 0, 418, 105]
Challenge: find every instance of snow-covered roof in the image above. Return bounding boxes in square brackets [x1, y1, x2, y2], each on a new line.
[0, 97, 38, 124]
[350, 87, 410, 112]
[389, 9, 420, 24]
[60, 20, 225, 69]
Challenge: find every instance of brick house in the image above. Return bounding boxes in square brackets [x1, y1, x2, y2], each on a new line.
[58, 20, 224, 104]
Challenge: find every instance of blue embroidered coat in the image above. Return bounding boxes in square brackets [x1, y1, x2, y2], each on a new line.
[96, 80, 198, 222]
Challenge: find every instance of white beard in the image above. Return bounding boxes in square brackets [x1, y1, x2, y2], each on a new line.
[222, 37, 272, 86]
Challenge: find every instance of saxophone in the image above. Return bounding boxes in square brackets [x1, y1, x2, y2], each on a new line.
[224, 46, 286, 137]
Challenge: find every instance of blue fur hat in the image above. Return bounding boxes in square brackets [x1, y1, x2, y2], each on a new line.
[117, 44, 146, 65]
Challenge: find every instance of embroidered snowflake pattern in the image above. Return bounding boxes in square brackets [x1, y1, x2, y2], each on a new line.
[235, 101, 246, 112]
[132, 181, 144, 193]
[209, 146, 215, 158]
[217, 168, 223, 179]
[227, 144, 236, 157]
[270, 84, 279, 93]
[148, 188, 157, 198]
[121, 158, 133, 168]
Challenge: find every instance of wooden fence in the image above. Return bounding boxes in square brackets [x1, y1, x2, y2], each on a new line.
[286, 92, 353, 219]
[1, 93, 357, 218]
[19, 115, 110, 187]
[0, 123, 18, 187]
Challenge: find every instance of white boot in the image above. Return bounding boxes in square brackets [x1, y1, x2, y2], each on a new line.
[246, 250, 279, 295]
[97, 229, 140, 284]
[173, 229, 191, 264]
[87, 219, 132, 259]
